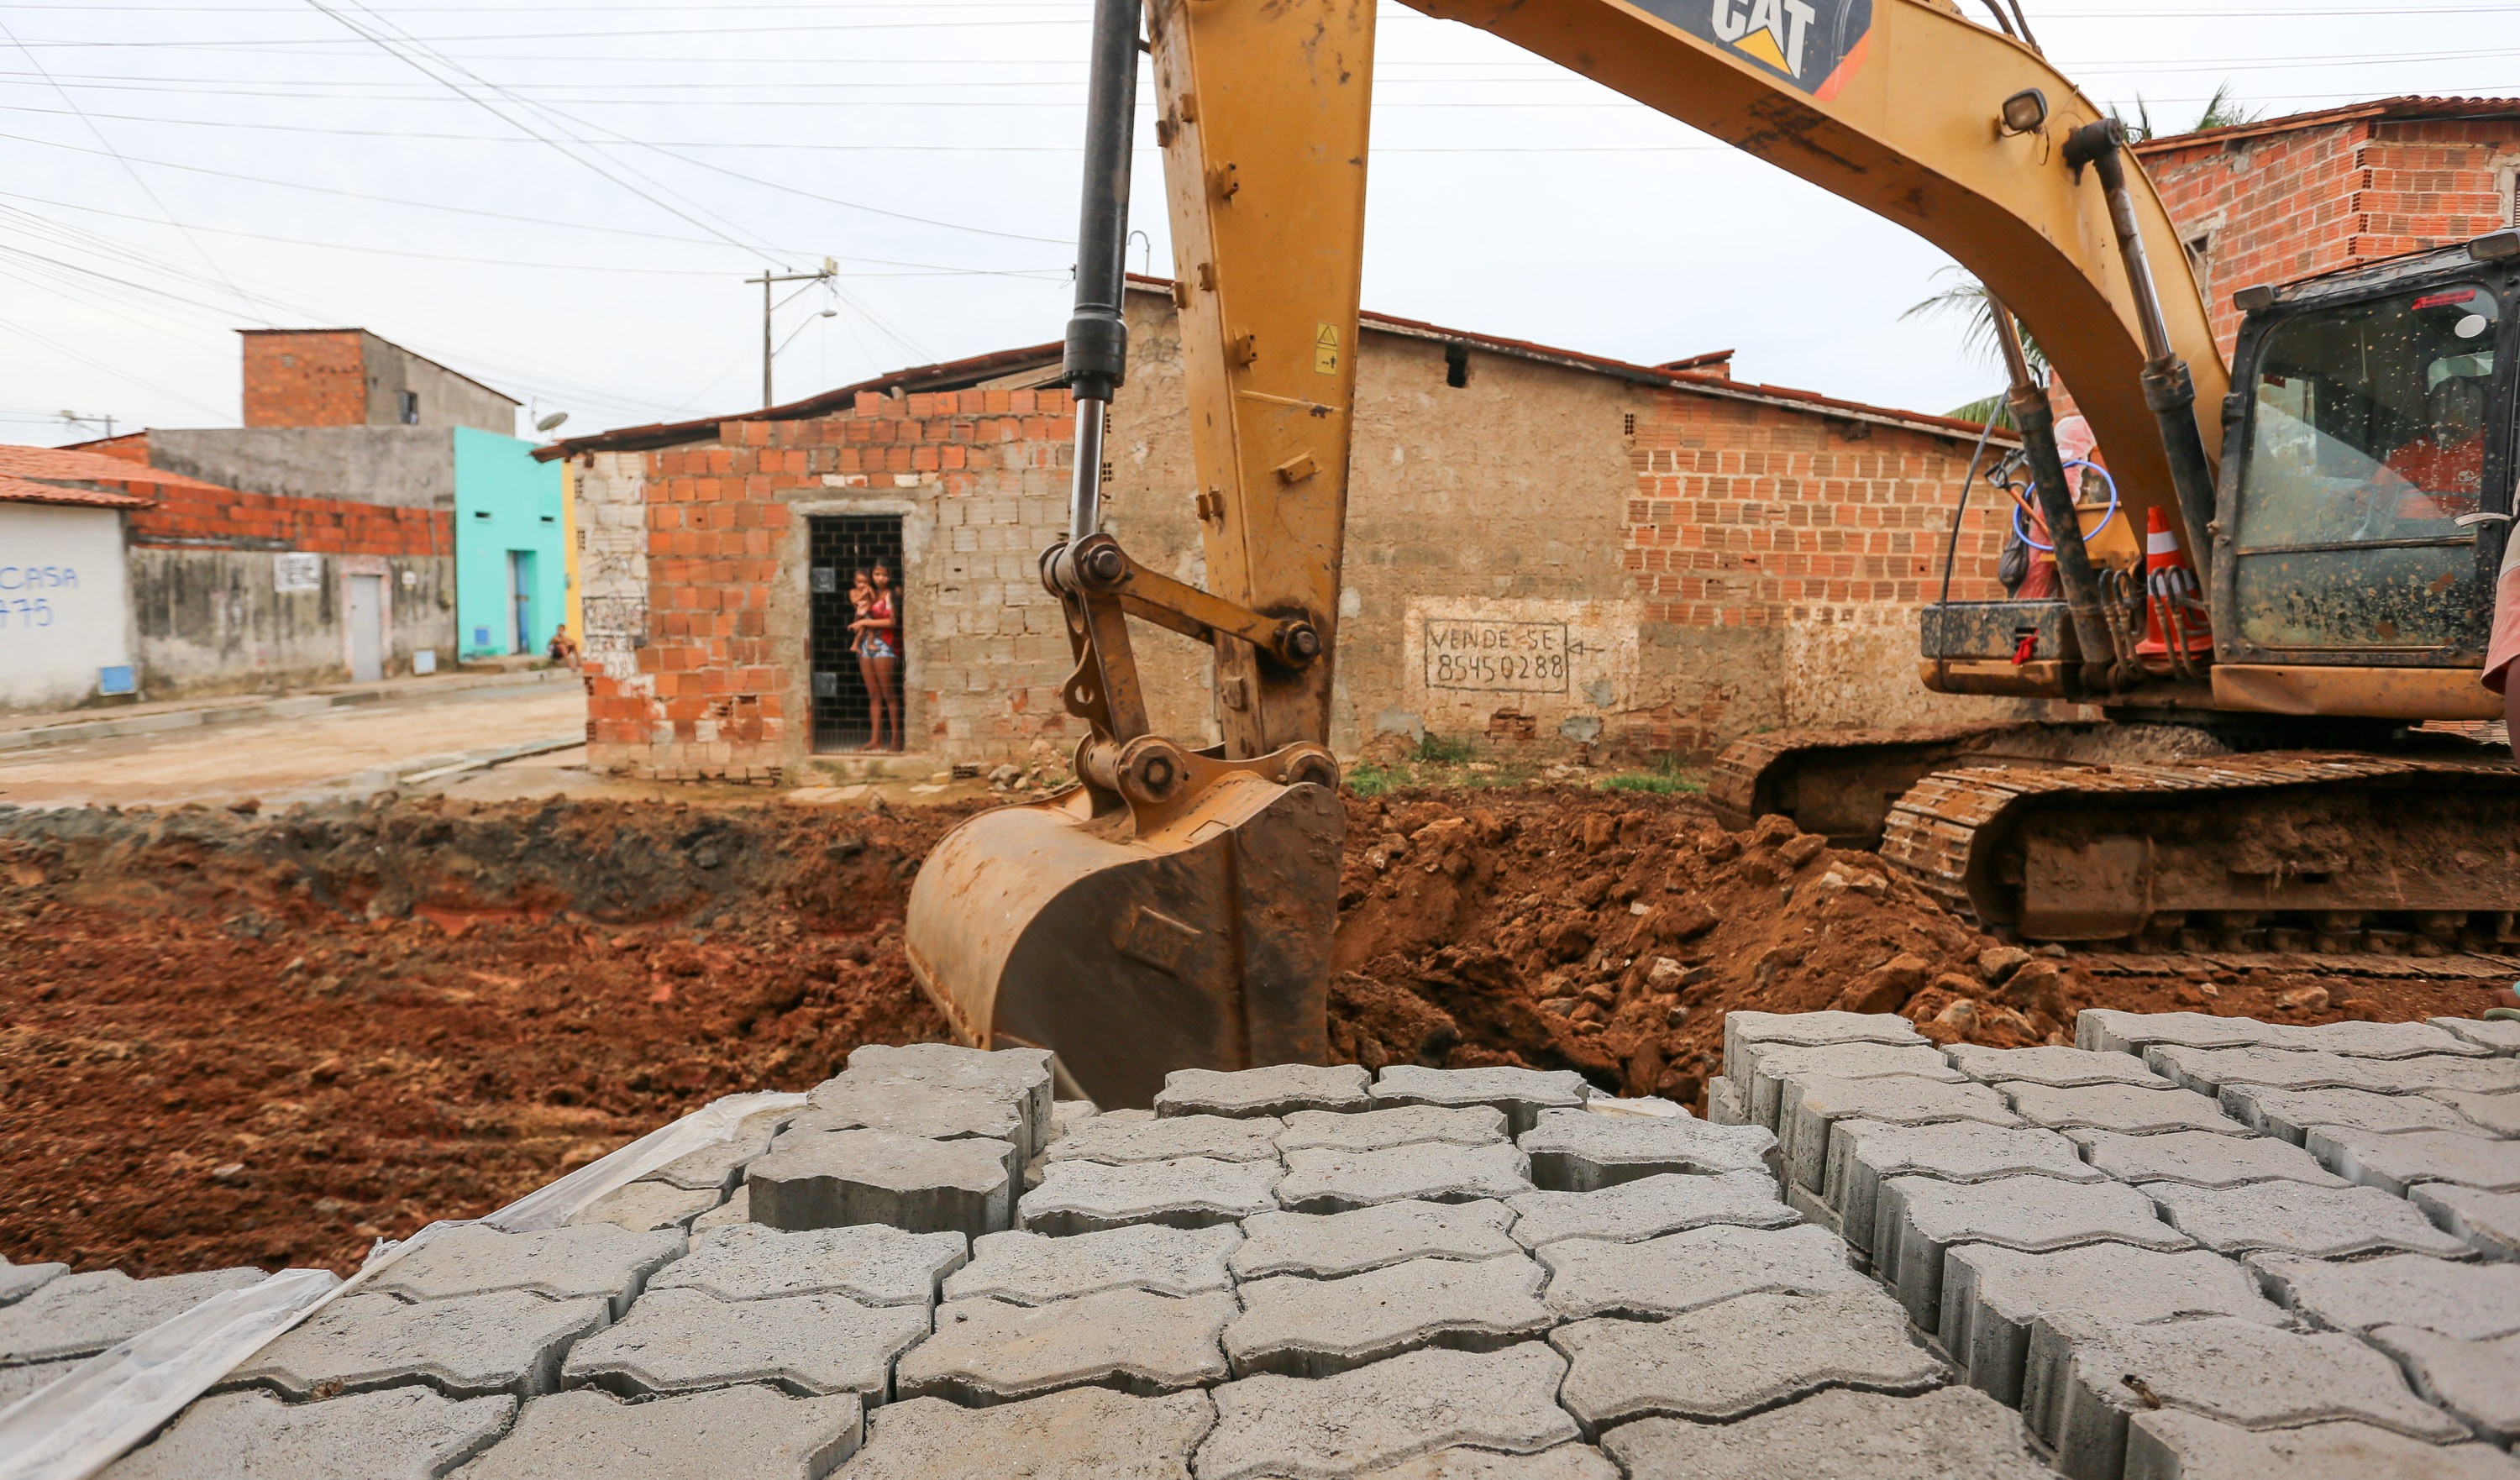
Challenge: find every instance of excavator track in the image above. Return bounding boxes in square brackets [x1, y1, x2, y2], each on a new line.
[1708, 723, 2063, 845]
[1879, 752, 2520, 948]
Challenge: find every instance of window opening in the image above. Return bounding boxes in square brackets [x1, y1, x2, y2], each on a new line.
[399, 390, 420, 425]
[809, 514, 907, 753]
[1444, 344, 1471, 389]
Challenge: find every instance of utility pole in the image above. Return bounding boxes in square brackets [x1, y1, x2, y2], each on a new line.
[745, 259, 837, 408]
[57, 409, 114, 440]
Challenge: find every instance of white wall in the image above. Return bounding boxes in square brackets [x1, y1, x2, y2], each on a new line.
[0, 504, 134, 711]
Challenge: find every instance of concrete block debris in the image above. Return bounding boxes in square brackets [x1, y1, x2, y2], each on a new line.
[645, 1222, 967, 1308]
[1274, 1142, 1533, 1214]
[451, 1385, 861, 1480]
[1520, 1107, 1772, 1193]
[368, 1225, 681, 1320]
[1536, 1222, 1872, 1321]
[1230, 1199, 1519, 1280]
[948, 1224, 1242, 1304]
[749, 1128, 1013, 1240]
[841, 1388, 1215, 1480]
[1551, 1289, 1943, 1433]
[1045, 1111, 1284, 1165]
[1156, 1064, 1372, 1120]
[225, 1289, 606, 1401]
[2143, 1179, 2471, 1258]
[1937, 1243, 2284, 1409]
[1194, 1343, 1578, 1480]
[896, 1288, 1237, 1405]
[560, 1285, 926, 1402]
[1599, 1387, 2055, 1480]
[100, 1388, 516, 1480]
[1276, 1105, 1508, 1154]
[1505, 1170, 1796, 1250]
[1223, 1254, 1550, 1378]
[0, 1267, 265, 1365]
[1021, 1157, 1281, 1236]
[1368, 1065, 1589, 1136]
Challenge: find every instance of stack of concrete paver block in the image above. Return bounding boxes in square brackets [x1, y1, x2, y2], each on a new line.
[46, 1007, 2520, 1478]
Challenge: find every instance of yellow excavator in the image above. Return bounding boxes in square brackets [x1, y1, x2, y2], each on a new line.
[906, 0, 2520, 1105]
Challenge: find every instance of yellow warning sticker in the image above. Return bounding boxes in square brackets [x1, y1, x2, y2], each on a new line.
[1313, 322, 1340, 375]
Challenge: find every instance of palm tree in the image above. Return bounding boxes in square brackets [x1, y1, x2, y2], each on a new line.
[1903, 267, 2046, 422]
[2113, 82, 2259, 142]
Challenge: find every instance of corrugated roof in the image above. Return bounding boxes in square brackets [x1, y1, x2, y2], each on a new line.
[0, 474, 154, 510]
[2134, 95, 2520, 155]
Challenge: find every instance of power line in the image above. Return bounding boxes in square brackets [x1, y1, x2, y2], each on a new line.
[0, 13, 276, 328]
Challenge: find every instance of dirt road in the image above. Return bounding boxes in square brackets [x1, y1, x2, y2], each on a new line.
[0, 686, 587, 810]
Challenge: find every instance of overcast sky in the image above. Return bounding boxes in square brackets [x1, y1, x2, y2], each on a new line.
[2, 0, 2513, 445]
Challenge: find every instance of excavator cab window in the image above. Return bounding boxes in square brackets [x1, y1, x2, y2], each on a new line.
[2225, 278, 2506, 658]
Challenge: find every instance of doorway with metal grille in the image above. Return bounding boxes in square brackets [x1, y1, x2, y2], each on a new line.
[807, 514, 906, 752]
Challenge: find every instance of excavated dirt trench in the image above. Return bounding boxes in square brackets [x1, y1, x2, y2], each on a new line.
[0, 790, 2498, 1277]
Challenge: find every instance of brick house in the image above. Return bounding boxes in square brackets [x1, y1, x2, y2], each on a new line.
[2135, 95, 2520, 354]
[0, 444, 453, 709]
[549, 286, 2020, 780]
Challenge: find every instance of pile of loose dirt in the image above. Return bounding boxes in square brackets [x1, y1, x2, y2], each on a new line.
[1325, 787, 2502, 1108]
[0, 786, 2496, 1278]
[0, 796, 973, 1277]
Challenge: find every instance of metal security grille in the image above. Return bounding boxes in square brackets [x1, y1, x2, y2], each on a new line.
[807, 514, 906, 753]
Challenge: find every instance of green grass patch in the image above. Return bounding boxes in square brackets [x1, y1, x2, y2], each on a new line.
[1599, 771, 1705, 795]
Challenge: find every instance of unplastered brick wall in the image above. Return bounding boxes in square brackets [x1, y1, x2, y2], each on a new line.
[2141, 114, 2520, 354]
[129, 481, 448, 557]
[242, 331, 368, 429]
[584, 386, 1079, 779]
[1618, 390, 2014, 754]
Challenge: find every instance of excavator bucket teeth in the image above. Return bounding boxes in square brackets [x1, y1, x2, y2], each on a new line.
[902, 774, 1342, 1110]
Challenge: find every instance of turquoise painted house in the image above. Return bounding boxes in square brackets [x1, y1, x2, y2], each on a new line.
[454, 428, 567, 659]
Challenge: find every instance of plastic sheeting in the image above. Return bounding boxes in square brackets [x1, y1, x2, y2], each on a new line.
[0, 1268, 337, 1480]
[0, 1088, 808, 1480]
[484, 1089, 806, 1232]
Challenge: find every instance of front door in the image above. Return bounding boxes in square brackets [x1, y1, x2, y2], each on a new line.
[508, 550, 538, 656]
[348, 574, 384, 683]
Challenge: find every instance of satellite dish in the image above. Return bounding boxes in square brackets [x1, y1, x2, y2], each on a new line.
[534, 411, 570, 433]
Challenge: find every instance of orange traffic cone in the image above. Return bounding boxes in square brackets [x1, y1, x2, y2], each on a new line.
[2136, 506, 2213, 659]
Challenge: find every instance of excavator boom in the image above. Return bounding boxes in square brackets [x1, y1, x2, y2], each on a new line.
[904, 0, 2513, 1094]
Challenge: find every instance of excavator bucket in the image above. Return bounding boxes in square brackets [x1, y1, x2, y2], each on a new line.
[902, 775, 1341, 1109]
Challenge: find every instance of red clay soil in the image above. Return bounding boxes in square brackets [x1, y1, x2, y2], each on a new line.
[0, 787, 2498, 1278]
[1325, 787, 2502, 1109]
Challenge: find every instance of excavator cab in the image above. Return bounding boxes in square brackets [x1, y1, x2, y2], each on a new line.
[2215, 234, 2517, 685]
